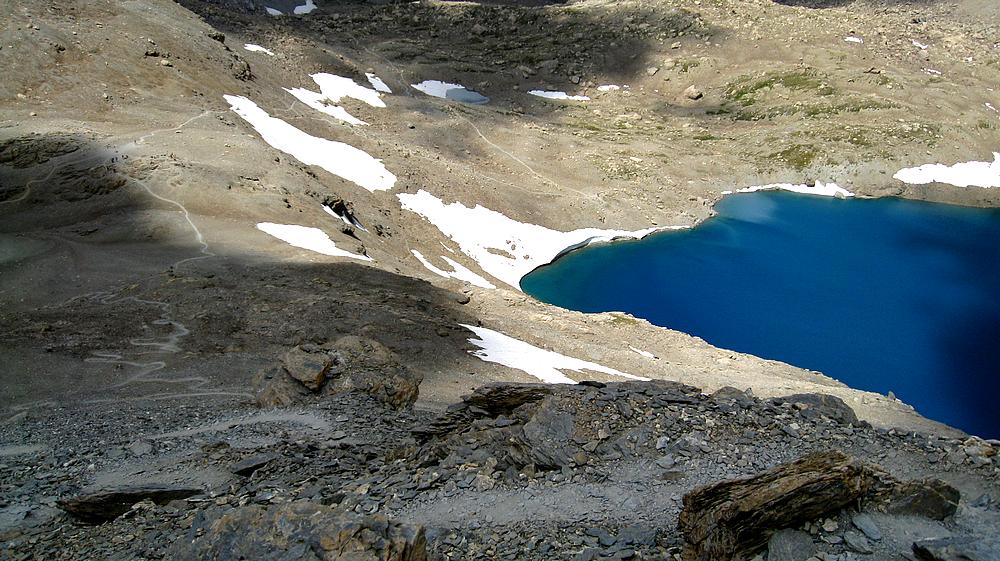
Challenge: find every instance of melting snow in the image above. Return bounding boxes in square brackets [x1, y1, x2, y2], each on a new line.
[244, 44, 275, 56]
[722, 181, 855, 198]
[460, 324, 648, 384]
[397, 189, 666, 289]
[924, 68, 942, 76]
[912, 39, 929, 50]
[224, 95, 396, 192]
[265, 7, 282, 15]
[987, 103, 999, 115]
[597, 85, 623, 92]
[411, 80, 489, 104]
[411, 250, 495, 289]
[256, 223, 371, 261]
[845, 36, 864, 44]
[284, 73, 386, 125]
[629, 346, 658, 360]
[893, 153, 1000, 188]
[528, 90, 590, 101]
[293, 0, 317, 14]
[366, 73, 392, 93]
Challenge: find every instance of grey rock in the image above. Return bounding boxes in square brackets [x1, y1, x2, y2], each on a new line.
[843, 530, 873, 554]
[230, 453, 278, 477]
[850, 513, 881, 541]
[912, 535, 1000, 561]
[877, 479, 960, 520]
[683, 85, 703, 100]
[767, 528, 815, 561]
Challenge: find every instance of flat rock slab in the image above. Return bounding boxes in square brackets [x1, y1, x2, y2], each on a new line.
[230, 452, 279, 477]
[58, 483, 202, 523]
[913, 535, 1000, 561]
[767, 528, 815, 561]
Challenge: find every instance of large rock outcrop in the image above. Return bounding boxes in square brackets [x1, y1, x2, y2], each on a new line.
[256, 336, 420, 409]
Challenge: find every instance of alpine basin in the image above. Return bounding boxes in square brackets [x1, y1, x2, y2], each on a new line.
[521, 192, 1000, 438]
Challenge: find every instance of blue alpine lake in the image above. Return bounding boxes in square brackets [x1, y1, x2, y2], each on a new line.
[521, 192, 1000, 438]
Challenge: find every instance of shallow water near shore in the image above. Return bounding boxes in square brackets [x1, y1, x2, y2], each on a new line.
[522, 192, 1000, 438]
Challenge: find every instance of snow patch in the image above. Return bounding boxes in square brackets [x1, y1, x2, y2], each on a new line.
[629, 346, 658, 360]
[893, 153, 1000, 188]
[397, 189, 667, 289]
[244, 44, 275, 56]
[845, 36, 864, 44]
[265, 7, 282, 16]
[597, 85, 623, 92]
[256, 223, 371, 261]
[411, 80, 489, 104]
[923, 68, 942, 76]
[293, 0, 317, 15]
[411, 250, 495, 289]
[912, 39, 929, 50]
[284, 73, 385, 124]
[460, 324, 648, 384]
[224, 95, 395, 192]
[722, 181, 854, 198]
[528, 90, 590, 101]
[366, 73, 392, 94]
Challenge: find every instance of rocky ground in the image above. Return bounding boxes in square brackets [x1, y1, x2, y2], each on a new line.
[1, 0, 998, 559]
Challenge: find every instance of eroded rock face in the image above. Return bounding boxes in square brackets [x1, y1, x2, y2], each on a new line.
[255, 337, 420, 409]
[874, 478, 961, 520]
[171, 501, 427, 561]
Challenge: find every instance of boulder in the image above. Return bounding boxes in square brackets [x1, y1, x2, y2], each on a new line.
[683, 85, 703, 100]
[58, 483, 202, 523]
[411, 383, 553, 442]
[678, 451, 873, 561]
[230, 453, 279, 477]
[283, 345, 335, 391]
[170, 501, 426, 561]
[325, 336, 420, 409]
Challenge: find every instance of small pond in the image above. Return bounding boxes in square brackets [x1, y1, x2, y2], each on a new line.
[522, 192, 1000, 438]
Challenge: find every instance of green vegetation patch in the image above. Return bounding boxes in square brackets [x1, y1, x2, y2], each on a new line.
[725, 69, 835, 107]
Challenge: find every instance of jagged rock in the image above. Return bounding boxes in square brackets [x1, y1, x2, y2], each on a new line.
[283, 345, 335, 391]
[678, 451, 873, 561]
[767, 529, 815, 561]
[683, 85, 703, 100]
[874, 479, 960, 520]
[255, 365, 308, 407]
[912, 535, 1000, 561]
[711, 386, 754, 407]
[325, 336, 420, 409]
[230, 453, 279, 477]
[411, 383, 552, 442]
[513, 398, 577, 468]
[171, 501, 426, 561]
[58, 484, 202, 523]
[773, 393, 859, 426]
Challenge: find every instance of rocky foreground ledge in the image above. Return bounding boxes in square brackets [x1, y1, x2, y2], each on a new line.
[2, 378, 998, 561]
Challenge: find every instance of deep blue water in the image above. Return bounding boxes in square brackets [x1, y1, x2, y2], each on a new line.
[521, 192, 1000, 438]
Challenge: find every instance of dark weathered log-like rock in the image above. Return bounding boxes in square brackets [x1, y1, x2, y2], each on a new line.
[678, 451, 873, 561]
[171, 501, 427, 561]
[58, 483, 202, 523]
